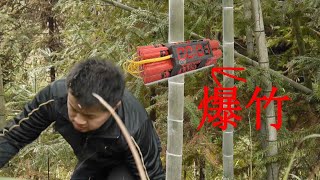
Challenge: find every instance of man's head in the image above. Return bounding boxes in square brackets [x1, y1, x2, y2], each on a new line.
[66, 57, 125, 132]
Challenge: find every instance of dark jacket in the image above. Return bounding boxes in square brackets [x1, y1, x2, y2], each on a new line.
[0, 79, 165, 180]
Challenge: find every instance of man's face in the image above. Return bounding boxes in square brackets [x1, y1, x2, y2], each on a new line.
[67, 92, 111, 133]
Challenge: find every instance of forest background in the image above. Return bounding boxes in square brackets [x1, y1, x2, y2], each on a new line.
[0, 0, 320, 179]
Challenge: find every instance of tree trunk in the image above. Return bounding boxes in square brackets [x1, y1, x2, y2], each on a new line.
[0, 61, 5, 128]
[291, 13, 306, 56]
[291, 12, 313, 88]
[166, 0, 184, 180]
[205, 0, 213, 39]
[244, 0, 254, 58]
[50, 66, 55, 82]
[222, 0, 235, 179]
[199, 156, 205, 180]
[47, 0, 58, 83]
[251, 0, 279, 179]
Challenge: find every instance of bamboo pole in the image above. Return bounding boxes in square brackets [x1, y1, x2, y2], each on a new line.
[292, 15, 306, 55]
[222, 0, 234, 179]
[0, 61, 5, 129]
[251, 0, 279, 179]
[244, 0, 254, 58]
[166, 1, 184, 180]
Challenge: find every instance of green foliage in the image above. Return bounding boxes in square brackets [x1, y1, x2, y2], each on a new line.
[1, 0, 320, 179]
[0, 127, 76, 179]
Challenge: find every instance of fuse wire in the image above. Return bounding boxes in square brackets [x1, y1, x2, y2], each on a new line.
[123, 55, 172, 78]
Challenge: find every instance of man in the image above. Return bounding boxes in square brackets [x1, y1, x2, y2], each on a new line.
[0, 57, 165, 180]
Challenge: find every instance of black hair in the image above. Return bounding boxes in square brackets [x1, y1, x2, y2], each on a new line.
[66, 57, 125, 109]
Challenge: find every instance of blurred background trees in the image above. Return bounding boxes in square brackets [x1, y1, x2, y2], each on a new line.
[0, 0, 319, 179]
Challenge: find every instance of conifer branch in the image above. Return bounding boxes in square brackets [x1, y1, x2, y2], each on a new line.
[235, 49, 312, 94]
[284, 134, 320, 180]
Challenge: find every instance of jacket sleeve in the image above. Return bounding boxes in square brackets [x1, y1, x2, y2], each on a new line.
[125, 119, 165, 180]
[0, 85, 56, 168]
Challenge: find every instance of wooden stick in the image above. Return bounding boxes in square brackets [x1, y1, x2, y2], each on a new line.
[92, 93, 147, 180]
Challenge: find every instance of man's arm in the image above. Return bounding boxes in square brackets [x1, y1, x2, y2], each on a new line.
[125, 119, 165, 180]
[0, 85, 55, 168]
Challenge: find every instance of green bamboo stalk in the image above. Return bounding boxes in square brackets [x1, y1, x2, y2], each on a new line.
[166, 0, 184, 180]
[0, 61, 5, 128]
[244, 0, 254, 58]
[222, 0, 234, 179]
[292, 15, 306, 55]
[251, 0, 279, 179]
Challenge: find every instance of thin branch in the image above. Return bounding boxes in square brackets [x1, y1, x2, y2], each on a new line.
[101, 0, 163, 23]
[248, 111, 253, 180]
[284, 134, 320, 180]
[235, 50, 312, 94]
[93, 93, 148, 180]
[309, 27, 320, 37]
[101, 0, 135, 11]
